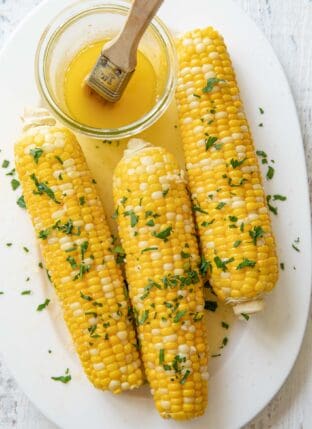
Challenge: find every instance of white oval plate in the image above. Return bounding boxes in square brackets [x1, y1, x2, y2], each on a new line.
[0, 1, 311, 428]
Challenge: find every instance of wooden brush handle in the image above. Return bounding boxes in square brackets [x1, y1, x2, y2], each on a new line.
[103, 0, 164, 72]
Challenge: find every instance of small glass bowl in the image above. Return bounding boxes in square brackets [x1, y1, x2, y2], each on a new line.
[35, 0, 177, 140]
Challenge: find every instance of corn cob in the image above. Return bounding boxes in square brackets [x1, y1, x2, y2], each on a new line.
[113, 139, 208, 420]
[175, 28, 278, 315]
[15, 108, 143, 392]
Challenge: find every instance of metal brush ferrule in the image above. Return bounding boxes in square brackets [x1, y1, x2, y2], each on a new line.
[86, 55, 134, 103]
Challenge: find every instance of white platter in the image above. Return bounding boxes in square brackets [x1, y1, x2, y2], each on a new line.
[0, 1, 311, 428]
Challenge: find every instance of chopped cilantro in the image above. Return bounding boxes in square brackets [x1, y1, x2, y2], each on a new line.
[201, 219, 215, 227]
[230, 158, 246, 169]
[159, 349, 165, 364]
[273, 194, 287, 201]
[30, 174, 60, 204]
[37, 298, 50, 311]
[216, 202, 226, 210]
[233, 240, 242, 248]
[221, 321, 229, 329]
[266, 166, 275, 180]
[236, 258, 256, 270]
[17, 195, 26, 209]
[80, 291, 93, 301]
[203, 77, 225, 93]
[146, 219, 155, 227]
[249, 226, 265, 245]
[139, 310, 149, 325]
[51, 368, 71, 384]
[152, 226, 172, 242]
[241, 313, 250, 321]
[173, 310, 187, 323]
[204, 300, 218, 312]
[2, 160, 9, 168]
[180, 369, 191, 385]
[124, 210, 139, 227]
[11, 179, 20, 191]
[141, 247, 158, 254]
[38, 229, 50, 240]
[205, 136, 218, 151]
[214, 256, 234, 271]
[30, 148, 43, 164]
[266, 195, 278, 215]
[280, 262, 285, 270]
[21, 290, 31, 295]
[259, 107, 264, 114]
[192, 204, 208, 215]
[79, 196, 85, 206]
[54, 155, 63, 165]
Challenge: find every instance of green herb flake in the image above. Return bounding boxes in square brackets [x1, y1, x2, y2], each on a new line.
[214, 256, 234, 271]
[173, 310, 187, 323]
[292, 243, 300, 252]
[240, 222, 245, 232]
[66, 256, 78, 269]
[216, 202, 226, 210]
[146, 219, 155, 227]
[55, 156, 63, 165]
[38, 262, 43, 269]
[266, 166, 275, 180]
[221, 337, 228, 347]
[259, 107, 265, 114]
[141, 247, 158, 254]
[2, 160, 10, 168]
[30, 174, 60, 204]
[152, 226, 172, 242]
[236, 258, 256, 270]
[180, 369, 191, 385]
[258, 123, 264, 127]
[79, 196, 86, 206]
[38, 229, 51, 240]
[139, 309, 149, 325]
[230, 158, 246, 169]
[266, 195, 278, 215]
[280, 262, 285, 270]
[80, 291, 93, 301]
[199, 257, 212, 277]
[229, 216, 238, 222]
[124, 210, 139, 228]
[205, 136, 218, 151]
[51, 368, 71, 384]
[162, 189, 169, 197]
[6, 243, 12, 247]
[273, 194, 287, 201]
[21, 290, 32, 295]
[30, 148, 44, 164]
[192, 204, 208, 215]
[241, 313, 250, 321]
[221, 321, 229, 329]
[11, 178, 20, 191]
[249, 225, 265, 245]
[233, 240, 242, 248]
[37, 298, 50, 312]
[181, 250, 190, 259]
[6, 168, 15, 176]
[205, 300, 218, 312]
[256, 150, 267, 159]
[159, 349, 165, 365]
[17, 195, 26, 209]
[23, 246, 29, 253]
[201, 219, 215, 227]
[203, 77, 225, 93]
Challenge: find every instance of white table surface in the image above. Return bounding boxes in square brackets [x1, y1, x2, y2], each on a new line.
[0, 0, 311, 428]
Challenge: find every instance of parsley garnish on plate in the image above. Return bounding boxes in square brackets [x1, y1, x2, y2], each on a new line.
[203, 77, 225, 93]
[37, 298, 50, 311]
[51, 368, 71, 384]
[30, 148, 43, 164]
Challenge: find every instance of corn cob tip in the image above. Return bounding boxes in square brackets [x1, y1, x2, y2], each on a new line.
[233, 299, 264, 317]
[124, 138, 151, 158]
[22, 107, 56, 132]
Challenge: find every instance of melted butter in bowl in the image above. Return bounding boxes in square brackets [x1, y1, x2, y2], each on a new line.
[64, 40, 161, 129]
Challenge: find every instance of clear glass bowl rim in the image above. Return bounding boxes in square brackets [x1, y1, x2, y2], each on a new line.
[35, 0, 177, 140]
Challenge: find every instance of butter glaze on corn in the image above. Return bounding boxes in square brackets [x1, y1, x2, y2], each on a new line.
[113, 139, 208, 420]
[15, 109, 143, 392]
[175, 28, 278, 314]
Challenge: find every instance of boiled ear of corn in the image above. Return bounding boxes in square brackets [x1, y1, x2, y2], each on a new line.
[175, 28, 278, 315]
[113, 138, 208, 420]
[14, 108, 143, 392]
